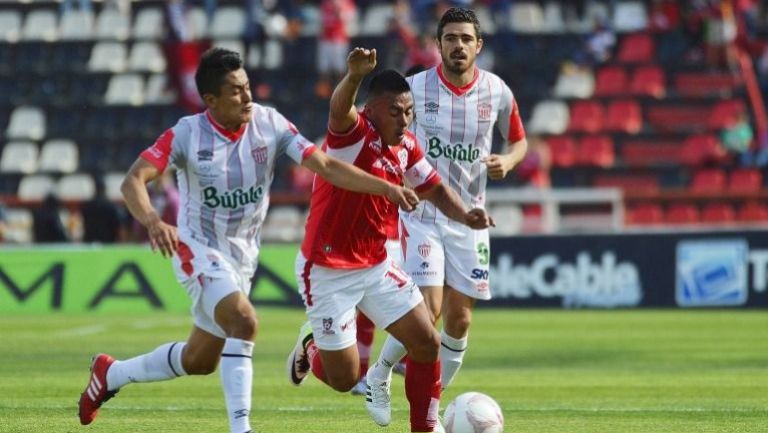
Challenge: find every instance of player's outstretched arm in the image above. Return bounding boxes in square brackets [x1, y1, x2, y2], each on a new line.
[485, 137, 528, 180]
[121, 158, 178, 257]
[418, 182, 494, 229]
[302, 150, 419, 211]
[328, 47, 377, 134]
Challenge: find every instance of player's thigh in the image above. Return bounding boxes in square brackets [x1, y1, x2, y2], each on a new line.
[384, 302, 440, 362]
[401, 217, 445, 288]
[296, 253, 364, 352]
[420, 285, 443, 324]
[443, 226, 492, 301]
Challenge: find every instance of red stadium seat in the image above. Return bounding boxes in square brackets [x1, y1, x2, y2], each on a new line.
[605, 100, 642, 133]
[679, 134, 726, 165]
[646, 106, 711, 132]
[577, 135, 614, 167]
[627, 203, 664, 225]
[617, 33, 654, 63]
[621, 140, 682, 166]
[631, 66, 665, 98]
[666, 203, 699, 224]
[547, 136, 577, 167]
[691, 169, 726, 193]
[568, 101, 604, 133]
[593, 174, 660, 195]
[594, 66, 628, 97]
[708, 99, 747, 129]
[738, 202, 768, 222]
[675, 73, 742, 98]
[728, 168, 762, 193]
[701, 202, 735, 223]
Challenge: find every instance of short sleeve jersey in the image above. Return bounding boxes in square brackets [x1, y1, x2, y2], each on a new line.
[406, 66, 526, 222]
[301, 113, 440, 269]
[140, 108, 316, 270]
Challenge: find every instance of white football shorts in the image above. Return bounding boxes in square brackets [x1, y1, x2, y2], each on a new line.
[400, 214, 492, 300]
[173, 239, 254, 338]
[296, 252, 423, 351]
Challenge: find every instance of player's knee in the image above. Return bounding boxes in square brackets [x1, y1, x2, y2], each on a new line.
[447, 312, 472, 336]
[226, 312, 259, 341]
[183, 355, 219, 375]
[407, 329, 440, 362]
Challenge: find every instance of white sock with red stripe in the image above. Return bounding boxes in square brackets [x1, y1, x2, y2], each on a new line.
[106, 342, 187, 391]
[220, 338, 254, 433]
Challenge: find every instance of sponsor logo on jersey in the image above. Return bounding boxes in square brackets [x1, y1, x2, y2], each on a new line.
[202, 185, 264, 209]
[251, 146, 268, 164]
[477, 102, 492, 121]
[427, 137, 480, 162]
[418, 242, 431, 258]
[425, 101, 439, 114]
[369, 138, 382, 154]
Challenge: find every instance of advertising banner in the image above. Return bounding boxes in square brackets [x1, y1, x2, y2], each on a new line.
[488, 230, 768, 308]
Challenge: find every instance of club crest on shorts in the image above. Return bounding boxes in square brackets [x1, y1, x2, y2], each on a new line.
[322, 317, 334, 335]
[477, 102, 492, 122]
[251, 146, 268, 164]
[418, 242, 431, 258]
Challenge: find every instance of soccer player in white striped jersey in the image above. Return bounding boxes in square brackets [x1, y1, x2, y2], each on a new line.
[77, 47, 419, 433]
[369, 7, 529, 393]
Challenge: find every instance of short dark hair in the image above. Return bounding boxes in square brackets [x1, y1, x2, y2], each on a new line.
[405, 64, 427, 77]
[195, 47, 243, 97]
[437, 7, 482, 40]
[366, 69, 410, 101]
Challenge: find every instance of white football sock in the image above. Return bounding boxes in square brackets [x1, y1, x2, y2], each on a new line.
[220, 338, 254, 433]
[439, 330, 467, 390]
[375, 335, 407, 377]
[106, 342, 187, 391]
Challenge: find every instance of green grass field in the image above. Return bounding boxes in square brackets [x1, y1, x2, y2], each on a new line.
[0, 308, 766, 433]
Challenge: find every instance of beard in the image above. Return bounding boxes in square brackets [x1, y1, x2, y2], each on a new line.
[442, 52, 472, 75]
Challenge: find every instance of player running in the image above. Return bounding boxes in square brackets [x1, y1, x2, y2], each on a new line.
[285, 47, 493, 433]
[77, 47, 419, 433]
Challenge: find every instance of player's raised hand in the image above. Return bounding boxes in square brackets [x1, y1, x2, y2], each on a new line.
[483, 154, 514, 180]
[146, 215, 178, 258]
[464, 208, 495, 229]
[386, 184, 419, 212]
[347, 47, 377, 77]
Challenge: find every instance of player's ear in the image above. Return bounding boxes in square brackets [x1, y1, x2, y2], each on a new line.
[476, 37, 483, 54]
[202, 93, 217, 108]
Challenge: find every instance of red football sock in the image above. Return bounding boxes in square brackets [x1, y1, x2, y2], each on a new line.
[356, 313, 375, 378]
[307, 341, 328, 385]
[405, 358, 441, 432]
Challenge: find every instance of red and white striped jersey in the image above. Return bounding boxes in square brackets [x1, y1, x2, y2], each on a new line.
[406, 65, 526, 222]
[141, 108, 316, 271]
[301, 113, 440, 269]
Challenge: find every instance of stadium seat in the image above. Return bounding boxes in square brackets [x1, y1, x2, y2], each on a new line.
[0, 141, 39, 174]
[59, 10, 94, 41]
[359, 4, 393, 36]
[299, 5, 322, 37]
[631, 66, 665, 98]
[691, 169, 726, 193]
[263, 40, 284, 70]
[593, 174, 660, 194]
[701, 202, 735, 224]
[510, 2, 544, 33]
[679, 134, 726, 165]
[3, 207, 33, 243]
[144, 74, 176, 105]
[553, 69, 595, 98]
[621, 140, 681, 166]
[104, 74, 145, 105]
[38, 139, 78, 173]
[617, 33, 654, 63]
[646, 106, 711, 132]
[605, 100, 642, 134]
[6, 106, 46, 141]
[728, 168, 762, 193]
[541, 2, 565, 33]
[88, 41, 128, 72]
[546, 136, 577, 167]
[675, 73, 742, 98]
[132, 7, 164, 40]
[23, 9, 58, 41]
[528, 100, 569, 135]
[666, 203, 699, 224]
[57, 173, 95, 200]
[578, 135, 614, 167]
[187, 7, 209, 40]
[128, 42, 166, 73]
[612, 1, 648, 32]
[95, 9, 130, 40]
[474, 5, 497, 35]
[214, 40, 245, 61]
[708, 99, 747, 129]
[210, 7, 246, 39]
[104, 171, 125, 201]
[738, 202, 768, 222]
[568, 100, 604, 133]
[0, 10, 22, 42]
[17, 174, 55, 200]
[594, 66, 628, 96]
[627, 203, 663, 225]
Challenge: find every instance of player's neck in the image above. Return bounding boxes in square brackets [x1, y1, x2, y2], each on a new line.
[439, 63, 476, 88]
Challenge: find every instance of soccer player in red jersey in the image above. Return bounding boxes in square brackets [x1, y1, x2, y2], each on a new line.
[286, 47, 493, 433]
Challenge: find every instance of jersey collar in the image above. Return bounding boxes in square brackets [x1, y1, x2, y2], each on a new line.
[437, 64, 480, 97]
[205, 110, 247, 142]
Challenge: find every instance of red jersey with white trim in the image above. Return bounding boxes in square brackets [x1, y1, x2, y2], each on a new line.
[301, 113, 441, 269]
[406, 65, 526, 222]
[140, 108, 316, 272]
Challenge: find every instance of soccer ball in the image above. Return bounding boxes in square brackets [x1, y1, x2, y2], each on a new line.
[443, 392, 504, 433]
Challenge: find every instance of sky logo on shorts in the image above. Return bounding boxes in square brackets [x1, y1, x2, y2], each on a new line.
[676, 239, 748, 307]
